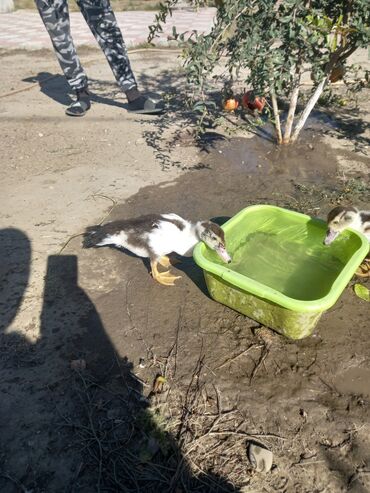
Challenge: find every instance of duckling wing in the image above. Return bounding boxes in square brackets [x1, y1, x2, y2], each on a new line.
[148, 215, 197, 257]
[83, 215, 163, 257]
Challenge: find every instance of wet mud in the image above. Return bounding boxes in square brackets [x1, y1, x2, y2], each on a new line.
[76, 134, 369, 491]
[1, 132, 369, 492]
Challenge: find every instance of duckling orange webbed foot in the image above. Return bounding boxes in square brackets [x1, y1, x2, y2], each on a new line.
[151, 259, 181, 286]
[158, 256, 171, 268]
[158, 255, 181, 268]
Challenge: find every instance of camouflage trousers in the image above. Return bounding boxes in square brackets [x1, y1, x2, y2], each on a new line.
[35, 0, 137, 92]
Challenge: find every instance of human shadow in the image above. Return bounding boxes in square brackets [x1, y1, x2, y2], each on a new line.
[23, 72, 73, 106]
[0, 244, 240, 491]
[0, 228, 31, 333]
[22, 72, 127, 108]
[22, 72, 126, 110]
[22, 72, 163, 113]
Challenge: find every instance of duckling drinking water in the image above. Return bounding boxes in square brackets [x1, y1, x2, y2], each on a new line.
[324, 206, 370, 245]
[83, 213, 231, 286]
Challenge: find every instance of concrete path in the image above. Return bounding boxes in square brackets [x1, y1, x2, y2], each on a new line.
[0, 8, 216, 50]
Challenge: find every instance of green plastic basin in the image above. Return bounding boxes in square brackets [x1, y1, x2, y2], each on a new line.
[193, 205, 369, 339]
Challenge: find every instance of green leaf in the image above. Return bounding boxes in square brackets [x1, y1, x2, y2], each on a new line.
[354, 283, 370, 302]
[280, 16, 292, 24]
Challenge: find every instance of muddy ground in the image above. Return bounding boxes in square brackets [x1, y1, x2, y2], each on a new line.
[0, 49, 370, 493]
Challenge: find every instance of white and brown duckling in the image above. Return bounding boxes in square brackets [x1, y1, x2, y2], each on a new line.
[324, 206, 370, 245]
[324, 206, 370, 278]
[83, 213, 231, 286]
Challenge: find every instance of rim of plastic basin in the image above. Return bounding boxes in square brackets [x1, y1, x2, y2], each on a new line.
[193, 205, 369, 313]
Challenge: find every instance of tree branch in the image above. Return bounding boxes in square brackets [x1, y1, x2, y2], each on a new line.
[210, 5, 249, 52]
[283, 76, 300, 144]
[291, 77, 328, 143]
[270, 91, 282, 144]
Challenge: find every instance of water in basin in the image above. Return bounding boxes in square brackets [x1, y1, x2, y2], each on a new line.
[228, 225, 345, 301]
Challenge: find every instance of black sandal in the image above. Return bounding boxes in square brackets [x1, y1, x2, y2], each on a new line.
[127, 95, 164, 115]
[65, 89, 91, 117]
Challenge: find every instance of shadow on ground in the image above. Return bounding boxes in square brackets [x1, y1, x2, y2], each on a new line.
[22, 63, 370, 164]
[0, 228, 239, 492]
[22, 66, 185, 114]
[23, 72, 129, 110]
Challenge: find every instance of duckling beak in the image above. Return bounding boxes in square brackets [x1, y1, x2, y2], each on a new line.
[324, 229, 339, 245]
[216, 244, 232, 263]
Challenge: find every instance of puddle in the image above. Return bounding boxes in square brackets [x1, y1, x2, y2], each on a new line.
[107, 133, 344, 237]
[335, 367, 370, 397]
[213, 133, 338, 183]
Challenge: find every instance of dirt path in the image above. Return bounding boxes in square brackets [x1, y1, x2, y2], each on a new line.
[0, 49, 188, 341]
[0, 49, 369, 492]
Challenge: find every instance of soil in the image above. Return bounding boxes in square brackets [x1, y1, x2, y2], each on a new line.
[0, 49, 369, 493]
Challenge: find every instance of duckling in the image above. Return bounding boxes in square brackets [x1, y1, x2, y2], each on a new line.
[83, 213, 231, 286]
[324, 206, 370, 245]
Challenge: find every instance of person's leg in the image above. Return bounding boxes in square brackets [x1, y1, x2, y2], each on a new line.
[35, 0, 91, 116]
[77, 0, 164, 113]
[76, 0, 136, 91]
[35, 0, 88, 90]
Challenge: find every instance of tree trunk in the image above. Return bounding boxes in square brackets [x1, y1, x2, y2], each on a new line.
[291, 77, 328, 143]
[282, 82, 300, 144]
[271, 92, 282, 144]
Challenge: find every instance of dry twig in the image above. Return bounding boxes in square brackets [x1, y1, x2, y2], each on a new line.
[214, 343, 263, 371]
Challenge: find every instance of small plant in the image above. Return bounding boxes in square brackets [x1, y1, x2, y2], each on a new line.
[149, 0, 370, 144]
[354, 283, 370, 301]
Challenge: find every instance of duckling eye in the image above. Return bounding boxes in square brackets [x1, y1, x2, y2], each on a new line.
[333, 220, 339, 224]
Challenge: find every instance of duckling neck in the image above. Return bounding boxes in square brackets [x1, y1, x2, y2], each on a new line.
[178, 222, 203, 256]
[190, 221, 204, 244]
[194, 221, 206, 239]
